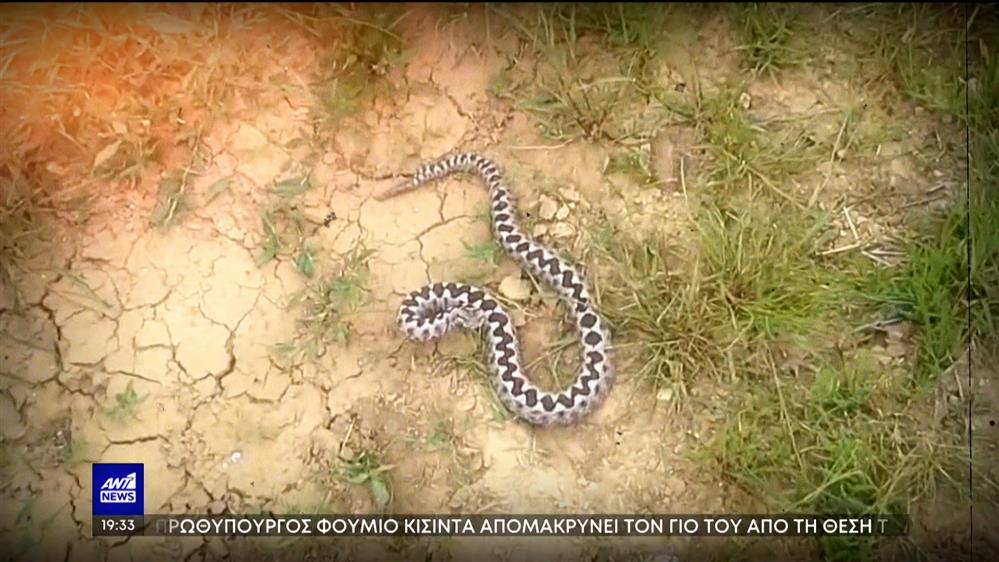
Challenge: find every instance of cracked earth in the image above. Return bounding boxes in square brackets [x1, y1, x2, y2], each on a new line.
[0, 7, 716, 562]
[0, 4, 984, 562]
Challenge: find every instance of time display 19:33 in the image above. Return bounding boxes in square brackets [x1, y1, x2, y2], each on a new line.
[93, 516, 143, 537]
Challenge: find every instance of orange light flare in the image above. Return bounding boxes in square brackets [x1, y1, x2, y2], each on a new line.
[0, 2, 328, 200]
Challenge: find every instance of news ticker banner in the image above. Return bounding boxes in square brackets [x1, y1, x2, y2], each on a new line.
[93, 514, 911, 538]
[90, 463, 909, 539]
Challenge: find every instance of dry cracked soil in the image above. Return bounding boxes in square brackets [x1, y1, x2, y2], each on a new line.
[0, 4, 990, 562]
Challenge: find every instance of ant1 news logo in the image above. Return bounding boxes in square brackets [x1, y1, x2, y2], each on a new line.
[92, 463, 144, 516]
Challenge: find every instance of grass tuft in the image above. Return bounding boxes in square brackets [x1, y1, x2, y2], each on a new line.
[730, 3, 802, 75]
[491, 3, 671, 144]
[593, 222, 730, 392]
[305, 4, 411, 128]
[272, 245, 375, 365]
[697, 200, 843, 341]
[335, 449, 394, 509]
[604, 147, 660, 187]
[103, 381, 148, 423]
[0, 177, 62, 295]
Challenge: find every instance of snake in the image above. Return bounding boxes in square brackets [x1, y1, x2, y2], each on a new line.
[373, 152, 613, 426]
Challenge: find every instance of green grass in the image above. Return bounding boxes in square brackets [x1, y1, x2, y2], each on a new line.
[697, 200, 846, 340]
[577, 5, 993, 560]
[592, 187, 976, 558]
[463, 240, 500, 266]
[490, 3, 672, 143]
[303, 4, 411, 128]
[483, 9, 983, 547]
[966, 9, 999, 353]
[295, 245, 317, 278]
[672, 84, 827, 198]
[149, 126, 213, 228]
[490, 2, 675, 69]
[863, 203, 971, 391]
[103, 381, 148, 423]
[272, 245, 375, 365]
[859, 4, 998, 389]
[604, 146, 659, 187]
[256, 176, 315, 267]
[855, 3, 968, 120]
[257, 203, 308, 266]
[593, 222, 730, 394]
[970, 130, 999, 352]
[730, 3, 803, 75]
[0, 179, 59, 308]
[149, 173, 189, 228]
[335, 449, 394, 509]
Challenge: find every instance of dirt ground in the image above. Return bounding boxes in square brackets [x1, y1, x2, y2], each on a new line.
[0, 4, 993, 562]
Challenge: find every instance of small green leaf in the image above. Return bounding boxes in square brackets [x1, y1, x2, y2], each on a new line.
[205, 177, 231, 203]
[296, 249, 315, 278]
[344, 472, 369, 485]
[273, 177, 311, 198]
[368, 477, 391, 507]
[257, 242, 278, 266]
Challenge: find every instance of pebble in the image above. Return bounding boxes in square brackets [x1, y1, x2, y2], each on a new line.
[549, 223, 574, 238]
[498, 275, 532, 300]
[538, 196, 558, 220]
[555, 205, 570, 221]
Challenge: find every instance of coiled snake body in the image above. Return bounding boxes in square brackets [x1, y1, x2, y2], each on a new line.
[375, 153, 613, 426]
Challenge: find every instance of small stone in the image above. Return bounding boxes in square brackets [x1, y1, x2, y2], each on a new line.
[739, 92, 752, 110]
[657, 387, 674, 401]
[562, 189, 581, 203]
[532, 224, 548, 237]
[549, 223, 574, 238]
[538, 196, 558, 220]
[555, 205, 570, 221]
[498, 275, 532, 300]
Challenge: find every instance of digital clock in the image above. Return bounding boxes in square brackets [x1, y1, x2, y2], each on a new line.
[93, 516, 143, 537]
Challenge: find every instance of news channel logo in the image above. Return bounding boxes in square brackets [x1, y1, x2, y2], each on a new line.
[92, 463, 144, 516]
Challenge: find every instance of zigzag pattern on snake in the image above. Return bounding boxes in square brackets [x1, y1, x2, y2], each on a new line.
[373, 152, 614, 426]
